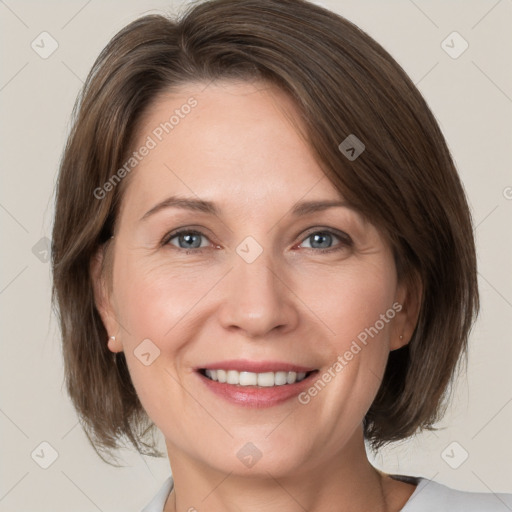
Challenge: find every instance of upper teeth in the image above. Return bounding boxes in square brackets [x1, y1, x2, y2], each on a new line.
[204, 369, 308, 387]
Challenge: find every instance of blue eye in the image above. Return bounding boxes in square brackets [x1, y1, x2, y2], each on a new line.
[162, 228, 352, 254]
[299, 230, 351, 252]
[166, 230, 209, 250]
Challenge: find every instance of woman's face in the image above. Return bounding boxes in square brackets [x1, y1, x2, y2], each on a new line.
[96, 80, 413, 477]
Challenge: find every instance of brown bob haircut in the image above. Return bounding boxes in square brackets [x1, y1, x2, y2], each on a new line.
[51, 0, 479, 459]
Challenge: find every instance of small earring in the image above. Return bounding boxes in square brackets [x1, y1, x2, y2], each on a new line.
[399, 335, 403, 340]
[109, 336, 116, 341]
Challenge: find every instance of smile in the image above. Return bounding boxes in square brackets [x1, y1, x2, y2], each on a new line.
[196, 364, 320, 407]
[200, 369, 313, 386]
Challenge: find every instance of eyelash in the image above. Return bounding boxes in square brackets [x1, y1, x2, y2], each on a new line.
[161, 228, 353, 255]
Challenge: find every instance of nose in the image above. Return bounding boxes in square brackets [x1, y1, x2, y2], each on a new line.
[216, 247, 300, 339]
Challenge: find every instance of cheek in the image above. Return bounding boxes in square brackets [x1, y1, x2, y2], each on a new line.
[113, 253, 217, 341]
[110, 258, 220, 415]
[297, 268, 397, 438]
[311, 262, 397, 404]
[112, 269, 189, 430]
[306, 259, 398, 350]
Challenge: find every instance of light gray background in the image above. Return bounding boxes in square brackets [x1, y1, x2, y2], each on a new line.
[1, 0, 511, 510]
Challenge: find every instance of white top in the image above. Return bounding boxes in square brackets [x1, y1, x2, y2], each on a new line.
[141, 475, 512, 511]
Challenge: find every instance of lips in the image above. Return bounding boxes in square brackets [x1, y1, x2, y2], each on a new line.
[195, 359, 319, 407]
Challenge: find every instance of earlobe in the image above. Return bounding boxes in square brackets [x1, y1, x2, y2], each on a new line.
[107, 335, 123, 353]
[390, 273, 423, 351]
[90, 244, 122, 352]
[390, 333, 407, 351]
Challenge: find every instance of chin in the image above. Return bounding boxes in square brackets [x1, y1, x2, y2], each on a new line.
[210, 434, 314, 478]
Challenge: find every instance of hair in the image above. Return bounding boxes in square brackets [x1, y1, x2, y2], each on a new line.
[51, 0, 479, 460]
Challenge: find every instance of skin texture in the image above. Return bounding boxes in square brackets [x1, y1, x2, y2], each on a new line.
[92, 80, 421, 512]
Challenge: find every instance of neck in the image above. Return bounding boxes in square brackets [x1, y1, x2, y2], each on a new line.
[163, 429, 415, 512]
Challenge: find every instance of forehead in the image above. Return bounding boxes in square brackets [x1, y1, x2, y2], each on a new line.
[120, 80, 345, 221]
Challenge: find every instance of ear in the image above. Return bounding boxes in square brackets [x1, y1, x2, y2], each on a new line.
[90, 243, 123, 353]
[390, 271, 423, 351]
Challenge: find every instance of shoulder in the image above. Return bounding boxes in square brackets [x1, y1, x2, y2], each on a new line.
[140, 475, 512, 512]
[141, 476, 174, 512]
[401, 477, 512, 512]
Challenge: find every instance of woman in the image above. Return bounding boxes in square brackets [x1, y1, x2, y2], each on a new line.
[51, 0, 511, 510]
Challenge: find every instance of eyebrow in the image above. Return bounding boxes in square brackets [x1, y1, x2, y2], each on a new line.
[139, 195, 353, 221]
